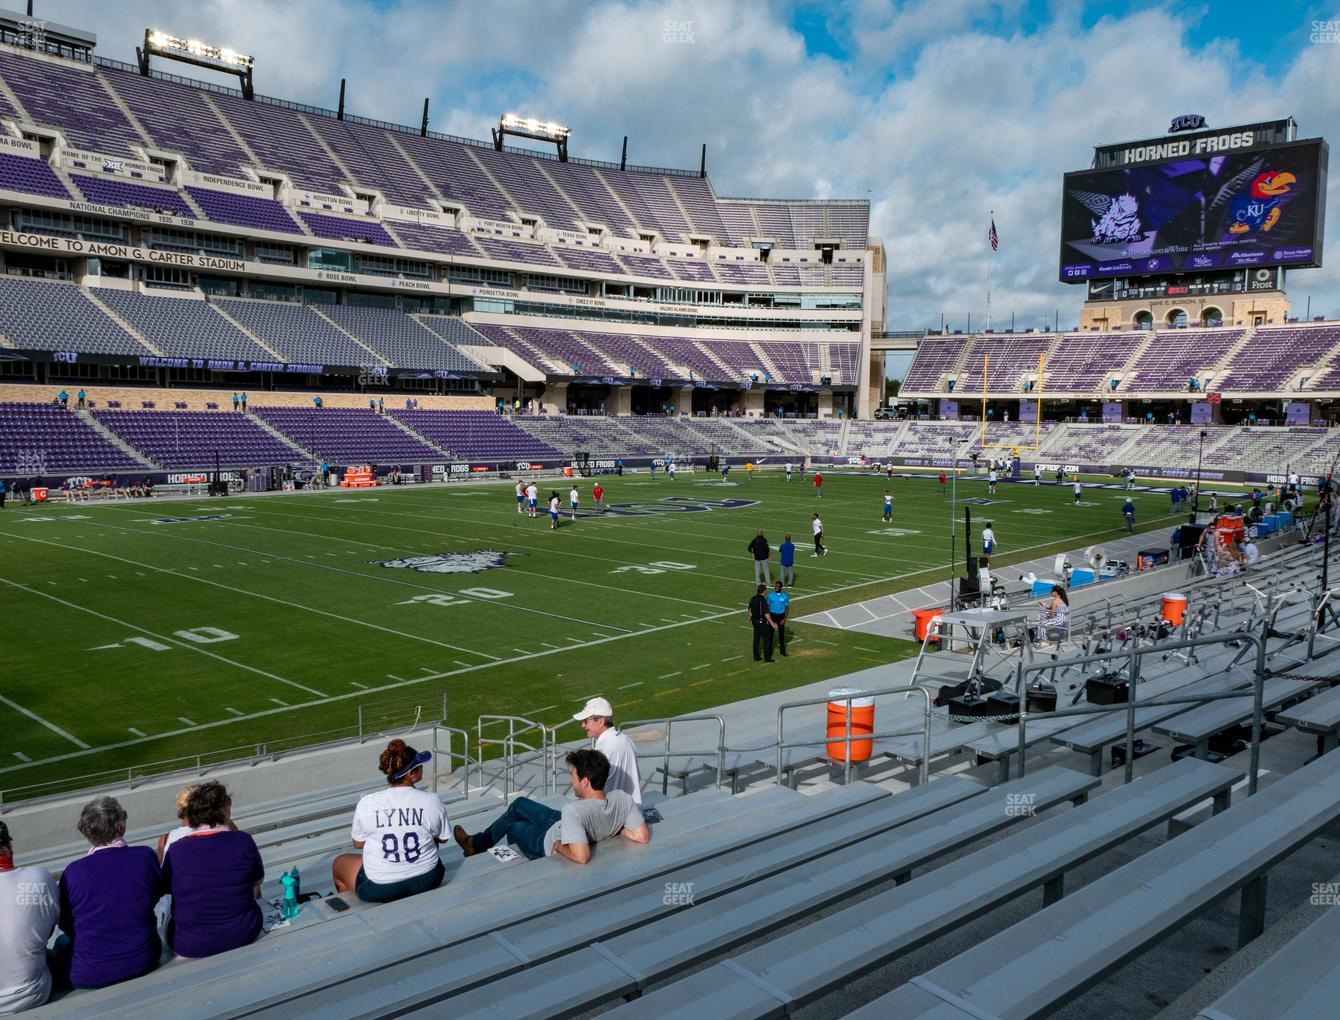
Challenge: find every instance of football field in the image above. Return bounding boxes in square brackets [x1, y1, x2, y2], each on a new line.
[0, 468, 1186, 800]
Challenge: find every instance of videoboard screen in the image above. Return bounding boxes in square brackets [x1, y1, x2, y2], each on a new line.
[1059, 138, 1326, 282]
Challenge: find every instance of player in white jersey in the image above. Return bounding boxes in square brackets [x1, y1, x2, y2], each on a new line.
[569, 485, 580, 520]
[526, 481, 539, 518]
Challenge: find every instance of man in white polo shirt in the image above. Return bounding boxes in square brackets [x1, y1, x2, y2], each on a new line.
[574, 697, 642, 805]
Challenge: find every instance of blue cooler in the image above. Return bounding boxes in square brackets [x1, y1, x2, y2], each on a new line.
[1030, 579, 1059, 597]
[1275, 511, 1293, 529]
[1257, 515, 1278, 536]
[1069, 568, 1096, 588]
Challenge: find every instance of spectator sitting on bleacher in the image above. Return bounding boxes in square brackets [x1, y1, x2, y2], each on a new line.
[161, 783, 263, 960]
[50, 797, 162, 991]
[0, 820, 59, 1014]
[331, 739, 448, 903]
[574, 697, 642, 805]
[453, 749, 648, 865]
[157, 785, 199, 863]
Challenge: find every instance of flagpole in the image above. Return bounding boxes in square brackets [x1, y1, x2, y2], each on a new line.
[986, 209, 994, 332]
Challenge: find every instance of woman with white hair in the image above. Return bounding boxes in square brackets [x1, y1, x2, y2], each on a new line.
[51, 797, 162, 989]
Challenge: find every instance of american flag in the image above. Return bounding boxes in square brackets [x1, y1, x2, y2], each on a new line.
[989, 218, 999, 252]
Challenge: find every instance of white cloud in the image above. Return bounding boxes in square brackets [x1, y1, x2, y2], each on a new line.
[29, 0, 1340, 325]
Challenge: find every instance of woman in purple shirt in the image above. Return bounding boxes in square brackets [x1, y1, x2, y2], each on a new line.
[161, 782, 264, 958]
[52, 797, 161, 989]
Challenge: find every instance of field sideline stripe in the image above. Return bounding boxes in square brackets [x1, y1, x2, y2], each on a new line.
[70, 511, 637, 635]
[0, 692, 89, 749]
[0, 575, 329, 699]
[0, 532, 502, 663]
[0, 518, 1182, 777]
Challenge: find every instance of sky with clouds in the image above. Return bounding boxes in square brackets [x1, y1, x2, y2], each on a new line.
[31, 0, 1340, 331]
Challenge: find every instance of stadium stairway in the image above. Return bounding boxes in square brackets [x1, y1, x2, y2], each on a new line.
[74, 408, 158, 468]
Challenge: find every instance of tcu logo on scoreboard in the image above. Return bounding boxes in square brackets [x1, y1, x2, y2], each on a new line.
[1169, 114, 1206, 133]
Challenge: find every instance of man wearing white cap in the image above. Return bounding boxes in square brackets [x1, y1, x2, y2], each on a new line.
[574, 697, 641, 805]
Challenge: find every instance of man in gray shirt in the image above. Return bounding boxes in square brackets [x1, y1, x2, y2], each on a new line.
[0, 820, 59, 1013]
[454, 749, 649, 863]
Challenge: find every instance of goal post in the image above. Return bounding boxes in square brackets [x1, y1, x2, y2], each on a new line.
[979, 352, 1046, 452]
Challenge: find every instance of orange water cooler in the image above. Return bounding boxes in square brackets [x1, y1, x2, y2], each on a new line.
[340, 465, 376, 488]
[826, 688, 875, 762]
[1161, 593, 1187, 627]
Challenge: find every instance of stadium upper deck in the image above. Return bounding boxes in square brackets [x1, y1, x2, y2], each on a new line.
[899, 322, 1340, 399]
[0, 39, 874, 409]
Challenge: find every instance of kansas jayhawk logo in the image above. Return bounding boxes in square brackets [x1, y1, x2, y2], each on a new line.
[373, 551, 512, 574]
[1228, 171, 1295, 234]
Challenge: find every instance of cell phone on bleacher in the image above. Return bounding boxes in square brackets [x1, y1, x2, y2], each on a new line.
[643, 807, 663, 824]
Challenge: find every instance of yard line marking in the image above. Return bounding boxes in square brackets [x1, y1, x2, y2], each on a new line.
[12, 751, 29, 762]
[0, 532, 500, 664]
[690, 678, 714, 687]
[619, 681, 644, 689]
[656, 688, 681, 697]
[0, 574, 329, 699]
[692, 662, 711, 670]
[386, 673, 407, 681]
[128, 727, 146, 737]
[0, 693, 89, 749]
[178, 716, 196, 727]
[541, 642, 562, 649]
[659, 672, 681, 679]
[513, 648, 532, 655]
[78, 577, 88, 582]
[615, 700, 641, 710]
[727, 669, 747, 677]
[107, 574, 117, 579]
[854, 646, 880, 653]
[3, 521, 1140, 776]
[453, 660, 472, 668]
[213, 563, 225, 568]
[80, 511, 632, 637]
[350, 681, 369, 690]
[226, 708, 245, 717]
[721, 655, 744, 662]
[270, 698, 289, 707]
[527, 705, 557, 715]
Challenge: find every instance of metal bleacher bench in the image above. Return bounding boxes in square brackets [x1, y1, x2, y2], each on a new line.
[48, 783, 848, 1016]
[850, 749, 1340, 1019]
[1275, 682, 1340, 753]
[595, 757, 1236, 1020]
[1153, 677, 1321, 758]
[1197, 888, 1340, 1019]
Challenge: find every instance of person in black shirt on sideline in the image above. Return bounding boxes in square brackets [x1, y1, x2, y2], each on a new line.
[748, 584, 775, 662]
[747, 530, 772, 586]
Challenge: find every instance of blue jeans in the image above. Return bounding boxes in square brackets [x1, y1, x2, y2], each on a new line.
[472, 797, 561, 860]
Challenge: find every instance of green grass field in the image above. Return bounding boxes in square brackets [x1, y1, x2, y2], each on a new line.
[0, 467, 1193, 801]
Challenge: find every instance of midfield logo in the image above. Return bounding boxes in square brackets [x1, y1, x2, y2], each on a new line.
[582, 496, 760, 518]
[373, 551, 512, 574]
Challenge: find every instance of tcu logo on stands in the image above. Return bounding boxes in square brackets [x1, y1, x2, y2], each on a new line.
[373, 551, 513, 574]
[52, 351, 79, 363]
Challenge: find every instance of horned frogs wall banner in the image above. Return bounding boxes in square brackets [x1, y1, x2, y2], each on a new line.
[373, 551, 512, 574]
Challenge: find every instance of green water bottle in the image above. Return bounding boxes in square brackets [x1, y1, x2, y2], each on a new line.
[280, 872, 300, 920]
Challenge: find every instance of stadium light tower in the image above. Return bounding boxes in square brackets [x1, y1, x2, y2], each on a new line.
[138, 28, 254, 99]
[493, 113, 570, 161]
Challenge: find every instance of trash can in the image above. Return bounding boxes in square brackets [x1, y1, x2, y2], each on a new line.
[826, 688, 874, 762]
[912, 608, 944, 643]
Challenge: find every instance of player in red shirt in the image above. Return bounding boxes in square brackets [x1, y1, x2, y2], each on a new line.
[592, 482, 604, 513]
[938, 472, 947, 493]
[813, 472, 823, 498]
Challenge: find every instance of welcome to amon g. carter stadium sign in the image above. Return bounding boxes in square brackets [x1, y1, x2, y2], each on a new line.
[1092, 119, 1295, 169]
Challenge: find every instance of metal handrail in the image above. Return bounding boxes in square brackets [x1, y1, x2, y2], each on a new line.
[476, 715, 553, 799]
[777, 684, 934, 788]
[1011, 628, 1271, 792]
[429, 725, 472, 797]
[620, 714, 727, 794]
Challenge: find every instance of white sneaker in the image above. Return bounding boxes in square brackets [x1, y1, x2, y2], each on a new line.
[810, 553, 818, 558]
